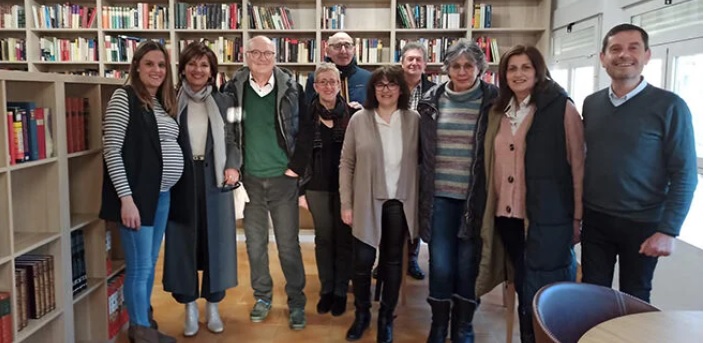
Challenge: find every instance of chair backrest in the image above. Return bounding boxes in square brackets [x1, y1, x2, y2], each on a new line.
[532, 282, 660, 343]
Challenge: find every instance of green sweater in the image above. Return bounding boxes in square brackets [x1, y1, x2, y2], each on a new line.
[242, 85, 289, 178]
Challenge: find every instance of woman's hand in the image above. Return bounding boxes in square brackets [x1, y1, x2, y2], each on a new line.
[284, 169, 299, 178]
[298, 195, 309, 211]
[224, 168, 240, 185]
[120, 196, 141, 230]
[341, 209, 353, 226]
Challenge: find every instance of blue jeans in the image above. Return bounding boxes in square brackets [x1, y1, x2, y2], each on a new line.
[428, 197, 478, 301]
[120, 191, 170, 326]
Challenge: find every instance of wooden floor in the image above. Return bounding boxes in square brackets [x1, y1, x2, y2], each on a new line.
[116, 233, 518, 343]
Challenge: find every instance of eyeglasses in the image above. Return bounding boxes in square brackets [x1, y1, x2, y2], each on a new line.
[315, 80, 340, 87]
[220, 180, 241, 193]
[247, 50, 276, 59]
[374, 82, 400, 91]
[329, 42, 354, 50]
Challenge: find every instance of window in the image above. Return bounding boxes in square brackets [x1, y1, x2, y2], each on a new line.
[550, 16, 600, 107]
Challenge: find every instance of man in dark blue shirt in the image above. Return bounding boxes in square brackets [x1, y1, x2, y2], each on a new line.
[582, 24, 697, 302]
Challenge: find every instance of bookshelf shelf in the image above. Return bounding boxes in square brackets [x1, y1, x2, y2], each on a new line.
[12, 232, 60, 257]
[0, 61, 28, 65]
[15, 308, 63, 343]
[0, 255, 10, 265]
[69, 215, 99, 233]
[8, 157, 58, 171]
[67, 148, 101, 159]
[72, 277, 104, 304]
[32, 62, 100, 65]
[0, 28, 25, 33]
[29, 28, 99, 33]
[108, 260, 125, 279]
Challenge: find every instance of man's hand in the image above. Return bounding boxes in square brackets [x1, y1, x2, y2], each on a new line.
[284, 169, 299, 178]
[639, 232, 676, 257]
[298, 195, 309, 210]
[224, 168, 240, 185]
[341, 209, 353, 226]
[348, 101, 363, 110]
[572, 219, 581, 245]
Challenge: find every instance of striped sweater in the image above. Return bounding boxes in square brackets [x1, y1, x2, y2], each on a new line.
[434, 82, 483, 199]
[103, 88, 183, 197]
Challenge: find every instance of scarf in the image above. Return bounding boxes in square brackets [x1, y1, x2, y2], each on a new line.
[313, 95, 349, 143]
[177, 80, 227, 187]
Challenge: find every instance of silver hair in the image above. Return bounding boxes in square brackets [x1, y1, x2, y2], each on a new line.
[442, 39, 487, 75]
[314, 62, 340, 80]
[400, 41, 428, 62]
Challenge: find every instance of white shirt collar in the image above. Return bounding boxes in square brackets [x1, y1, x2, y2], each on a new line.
[249, 72, 275, 97]
[608, 77, 648, 107]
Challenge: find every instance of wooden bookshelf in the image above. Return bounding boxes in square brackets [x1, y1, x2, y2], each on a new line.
[0, 70, 125, 343]
[0, 0, 550, 80]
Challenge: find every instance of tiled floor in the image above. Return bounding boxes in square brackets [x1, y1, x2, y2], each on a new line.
[116, 233, 519, 343]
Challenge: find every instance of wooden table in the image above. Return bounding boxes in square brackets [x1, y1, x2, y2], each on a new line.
[579, 311, 702, 343]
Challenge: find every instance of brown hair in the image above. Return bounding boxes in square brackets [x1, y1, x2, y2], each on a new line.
[177, 41, 219, 92]
[493, 44, 552, 112]
[363, 65, 410, 111]
[128, 40, 177, 117]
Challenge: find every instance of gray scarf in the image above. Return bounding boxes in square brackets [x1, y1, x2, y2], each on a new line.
[177, 81, 227, 187]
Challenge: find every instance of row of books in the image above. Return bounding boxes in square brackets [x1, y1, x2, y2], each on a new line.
[174, 3, 241, 30]
[15, 254, 57, 330]
[104, 36, 170, 63]
[39, 37, 98, 62]
[71, 230, 88, 296]
[476, 35, 501, 64]
[6, 102, 54, 164]
[107, 273, 127, 340]
[472, 3, 493, 29]
[101, 4, 169, 30]
[396, 4, 465, 29]
[31, 4, 97, 29]
[0, 38, 25, 62]
[246, 5, 294, 30]
[179, 37, 243, 63]
[66, 97, 90, 153]
[394, 37, 458, 63]
[354, 38, 390, 64]
[322, 5, 345, 30]
[0, 292, 10, 343]
[0, 4, 24, 29]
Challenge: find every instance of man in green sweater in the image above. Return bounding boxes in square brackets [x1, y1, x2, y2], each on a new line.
[222, 36, 309, 330]
[582, 24, 697, 302]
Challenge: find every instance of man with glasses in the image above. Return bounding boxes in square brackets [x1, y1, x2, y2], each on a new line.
[305, 32, 371, 108]
[222, 35, 309, 330]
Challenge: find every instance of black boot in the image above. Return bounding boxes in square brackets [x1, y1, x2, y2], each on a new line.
[451, 297, 477, 343]
[519, 307, 536, 343]
[426, 298, 450, 343]
[346, 274, 372, 341]
[377, 305, 394, 343]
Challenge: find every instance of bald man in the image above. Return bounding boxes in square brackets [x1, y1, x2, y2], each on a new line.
[304, 32, 371, 108]
[222, 35, 309, 330]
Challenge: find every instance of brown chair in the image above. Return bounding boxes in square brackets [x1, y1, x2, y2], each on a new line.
[532, 282, 660, 343]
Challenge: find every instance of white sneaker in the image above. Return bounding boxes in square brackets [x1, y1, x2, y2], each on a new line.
[184, 302, 199, 337]
[206, 302, 224, 333]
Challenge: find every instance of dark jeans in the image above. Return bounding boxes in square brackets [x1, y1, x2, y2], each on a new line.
[120, 191, 170, 327]
[305, 190, 353, 297]
[581, 208, 659, 302]
[243, 173, 306, 309]
[496, 217, 531, 340]
[352, 200, 407, 308]
[172, 160, 226, 304]
[428, 197, 478, 301]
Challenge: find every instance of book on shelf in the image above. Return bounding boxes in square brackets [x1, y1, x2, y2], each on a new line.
[71, 230, 88, 296]
[6, 102, 54, 163]
[0, 4, 25, 29]
[0, 291, 11, 343]
[272, 38, 315, 63]
[322, 5, 345, 29]
[395, 37, 458, 63]
[107, 272, 127, 340]
[17, 255, 56, 313]
[0, 38, 26, 62]
[179, 37, 243, 63]
[65, 97, 89, 154]
[39, 37, 98, 62]
[246, 4, 294, 30]
[474, 36, 499, 64]
[14, 268, 27, 331]
[472, 3, 492, 29]
[104, 36, 170, 63]
[101, 4, 169, 30]
[31, 4, 97, 29]
[396, 3, 464, 29]
[174, 2, 241, 30]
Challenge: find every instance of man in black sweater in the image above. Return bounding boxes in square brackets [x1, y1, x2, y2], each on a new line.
[582, 24, 697, 302]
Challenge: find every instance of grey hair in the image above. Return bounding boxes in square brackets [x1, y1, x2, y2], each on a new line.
[314, 62, 340, 80]
[442, 39, 487, 75]
[400, 41, 428, 62]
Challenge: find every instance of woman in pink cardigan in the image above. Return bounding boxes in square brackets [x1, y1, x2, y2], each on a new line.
[339, 65, 419, 343]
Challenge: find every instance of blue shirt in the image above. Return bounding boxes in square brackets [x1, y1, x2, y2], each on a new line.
[608, 78, 648, 107]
